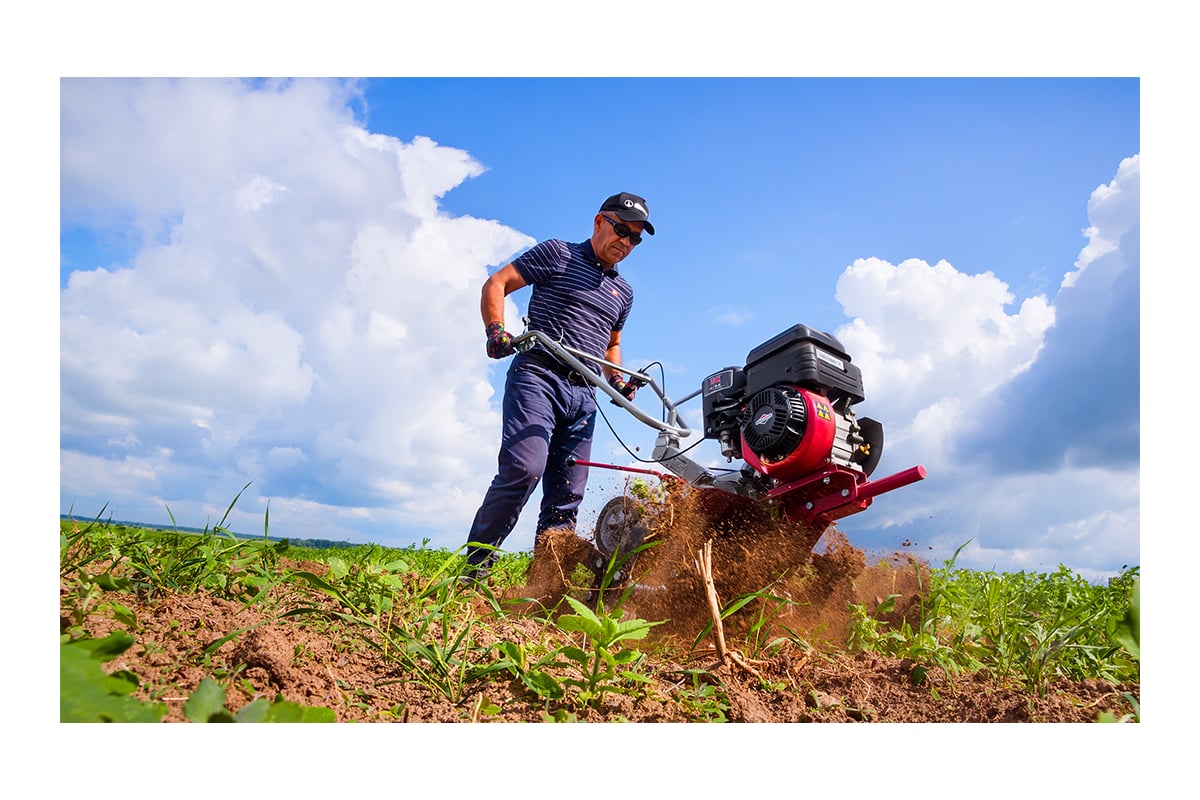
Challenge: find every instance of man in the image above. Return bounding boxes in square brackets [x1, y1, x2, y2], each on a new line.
[462, 192, 655, 582]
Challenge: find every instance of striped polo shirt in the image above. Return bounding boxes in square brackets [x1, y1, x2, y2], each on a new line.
[513, 239, 635, 366]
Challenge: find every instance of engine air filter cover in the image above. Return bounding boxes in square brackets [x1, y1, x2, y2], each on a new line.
[741, 385, 837, 483]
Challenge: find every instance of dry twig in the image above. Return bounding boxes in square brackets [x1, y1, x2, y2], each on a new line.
[695, 539, 762, 679]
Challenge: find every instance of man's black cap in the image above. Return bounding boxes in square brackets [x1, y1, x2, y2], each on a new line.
[599, 192, 654, 235]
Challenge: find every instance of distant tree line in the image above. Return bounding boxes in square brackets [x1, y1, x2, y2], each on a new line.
[60, 515, 354, 551]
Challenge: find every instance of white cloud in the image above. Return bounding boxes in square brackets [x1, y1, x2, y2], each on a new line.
[60, 78, 534, 549]
[835, 257, 1055, 423]
[1063, 155, 1140, 290]
[834, 155, 1140, 578]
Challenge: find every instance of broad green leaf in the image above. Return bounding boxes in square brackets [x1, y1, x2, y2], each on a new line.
[615, 618, 660, 641]
[184, 677, 229, 722]
[619, 670, 654, 685]
[557, 614, 604, 641]
[260, 700, 336, 722]
[562, 595, 600, 622]
[106, 602, 138, 629]
[73, 630, 136, 661]
[497, 641, 525, 670]
[60, 642, 164, 723]
[613, 650, 641, 665]
[1112, 579, 1139, 659]
[93, 573, 133, 592]
[232, 698, 269, 722]
[560, 646, 589, 664]
[523, 671, 564, 700]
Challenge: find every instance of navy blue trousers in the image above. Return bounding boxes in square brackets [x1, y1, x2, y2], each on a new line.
[465, 354, 597, 567]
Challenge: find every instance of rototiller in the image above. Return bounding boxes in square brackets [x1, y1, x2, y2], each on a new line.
[510, 323, 926, 567]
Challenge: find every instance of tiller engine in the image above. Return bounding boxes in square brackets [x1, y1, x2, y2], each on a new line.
[511, 323, 925, 566]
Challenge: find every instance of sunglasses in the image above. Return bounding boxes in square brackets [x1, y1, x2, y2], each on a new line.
[602, 215, 644, 245]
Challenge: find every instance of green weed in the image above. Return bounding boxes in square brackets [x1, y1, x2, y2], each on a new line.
[671, 669, 730, 722]
[286, 558, 510, 704]
[552, 595, 662, 710]
[847, 544, 1141, 695]
[692, 588, 799, 661]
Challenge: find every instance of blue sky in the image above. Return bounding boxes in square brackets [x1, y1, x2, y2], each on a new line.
[56, 76, 1144, 581]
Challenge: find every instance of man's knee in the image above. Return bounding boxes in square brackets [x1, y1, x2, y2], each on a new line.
[497, 440, 549, 487]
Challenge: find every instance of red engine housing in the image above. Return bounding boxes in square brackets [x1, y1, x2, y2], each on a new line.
[739, 386, 837, 483]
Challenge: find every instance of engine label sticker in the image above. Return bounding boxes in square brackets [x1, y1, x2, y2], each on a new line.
[703, 369, 735, 395]
[816, 350, 845, 370]
[815, 402, 831, 421]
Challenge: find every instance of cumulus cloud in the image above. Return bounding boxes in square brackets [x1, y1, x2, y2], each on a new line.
[961, 155, 1141, 471]
[833, 155, 1140, 578]
[60, 78, 534, 547]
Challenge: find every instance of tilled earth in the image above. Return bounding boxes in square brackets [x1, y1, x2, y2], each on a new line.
[61, 487, 1138, 723]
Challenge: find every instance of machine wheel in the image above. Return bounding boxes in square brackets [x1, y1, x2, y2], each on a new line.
[594, 495, 650, 562]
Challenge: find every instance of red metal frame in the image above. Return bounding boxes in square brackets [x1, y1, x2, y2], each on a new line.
[568, 459, 685, 483]
[572, 457, 926, 526]
[773, 464, 927, 524]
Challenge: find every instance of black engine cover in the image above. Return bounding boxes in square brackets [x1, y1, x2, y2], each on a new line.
[743, 324, 865, 405]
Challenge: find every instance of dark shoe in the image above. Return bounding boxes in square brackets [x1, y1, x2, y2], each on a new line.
[458, 552, 497, 588]
[457, 567, 487, 586]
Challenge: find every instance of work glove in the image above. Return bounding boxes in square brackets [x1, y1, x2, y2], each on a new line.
[485, 322, 515, 359]
[608, 372, 638, 400]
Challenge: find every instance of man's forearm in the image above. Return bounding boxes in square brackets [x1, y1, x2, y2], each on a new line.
[604, 344, 622, 380]
[481, 280, 505, 328]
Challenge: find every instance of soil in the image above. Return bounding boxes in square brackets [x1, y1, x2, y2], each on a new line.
[61, 485, 1138, 723]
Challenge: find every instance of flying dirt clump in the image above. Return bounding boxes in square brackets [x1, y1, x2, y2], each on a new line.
[512, 527, 603, 612]
[508, 482, 930, 647]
